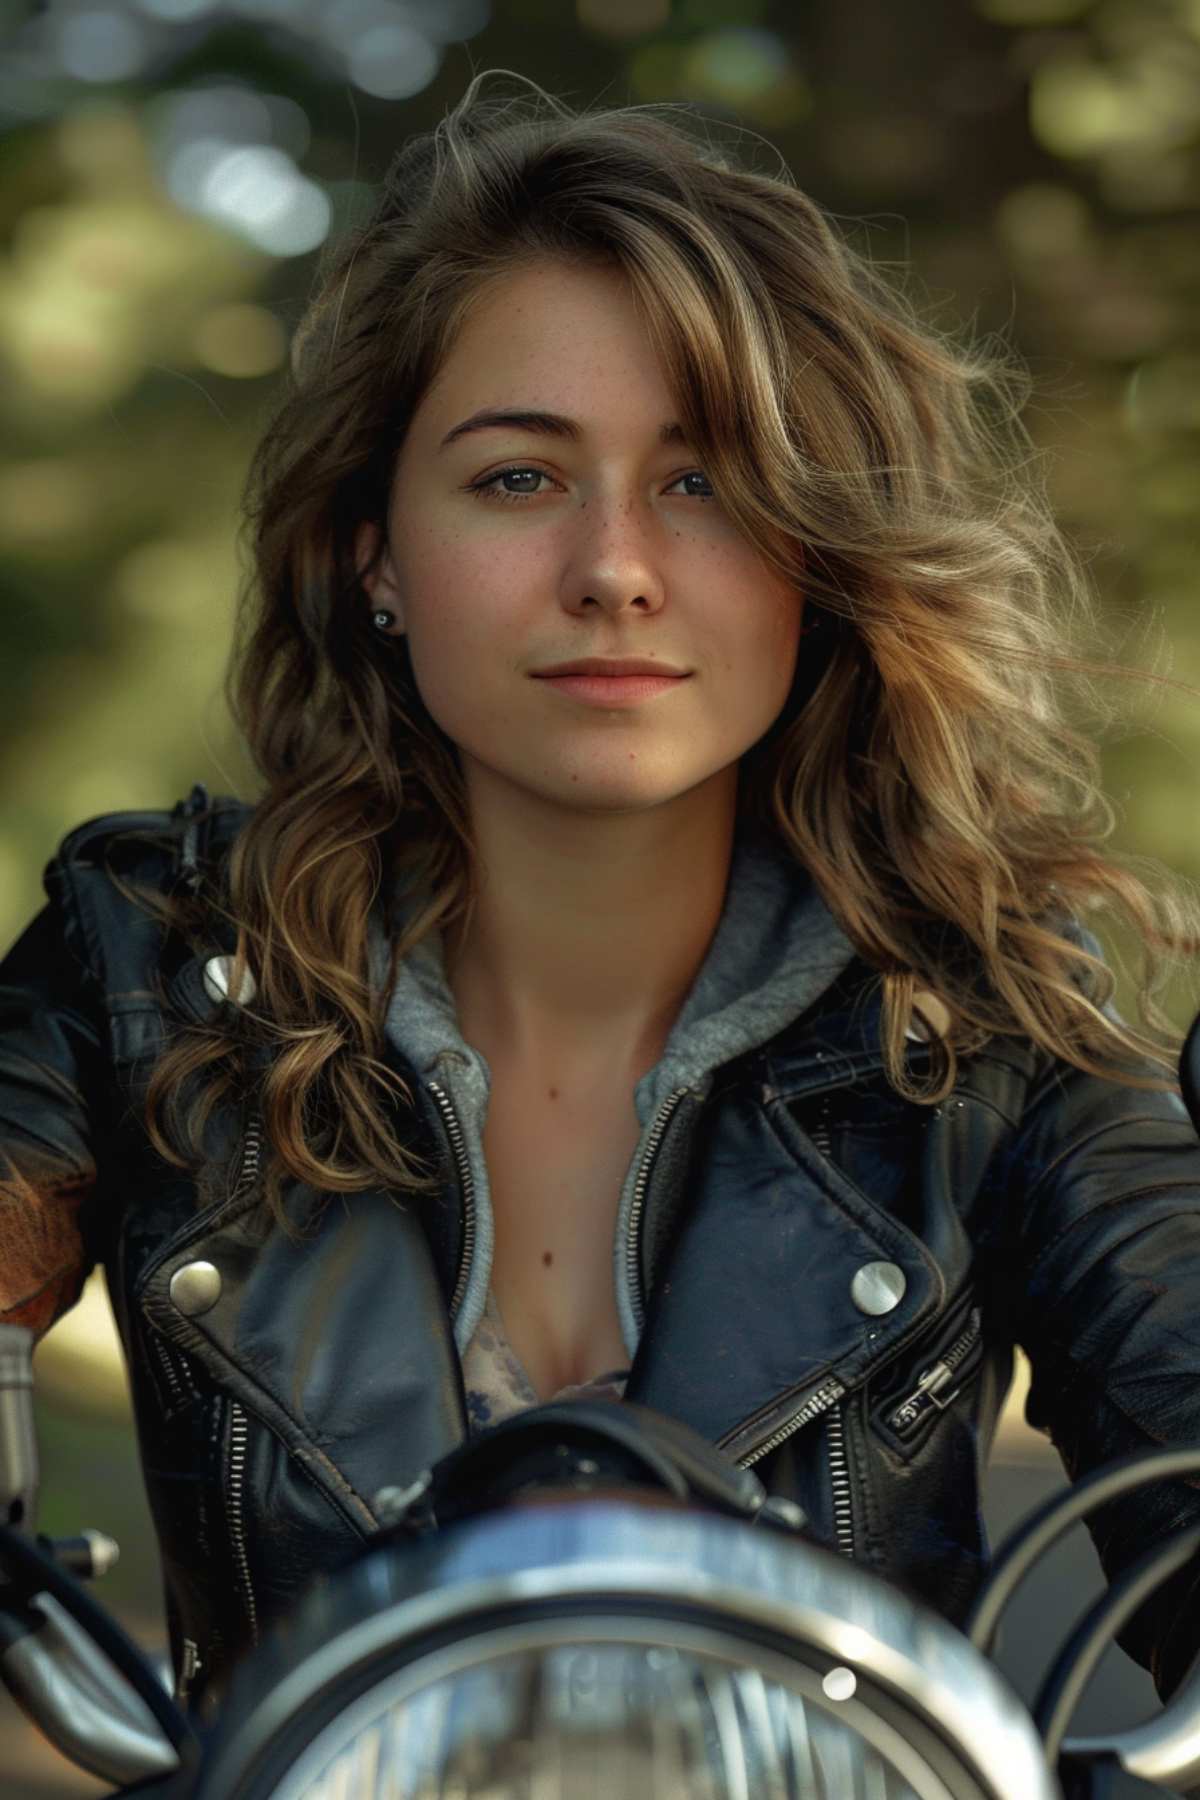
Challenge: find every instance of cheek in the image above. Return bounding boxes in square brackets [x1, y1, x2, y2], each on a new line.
[740, 593, 804, 698]
[401, 526, 534, 648]
[768, 591, 804, 656]
[400, 579, 520, 734]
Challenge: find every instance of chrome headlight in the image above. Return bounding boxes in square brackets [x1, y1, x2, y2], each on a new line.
[194, 1498, 1059, 1800]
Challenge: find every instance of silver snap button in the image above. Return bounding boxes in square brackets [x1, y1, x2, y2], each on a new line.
[169, 1260, 222, 1317]
[850, 1261, 906, 1316]
[202, 955, 257, 1007]
[906, 991, 951, 1043]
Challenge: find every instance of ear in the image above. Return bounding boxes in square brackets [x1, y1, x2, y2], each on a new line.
[355, 521, 405, 628]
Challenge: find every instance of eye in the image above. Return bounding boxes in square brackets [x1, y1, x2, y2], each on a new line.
[467, 466, 556, 503]
[464, 466, 716, 504]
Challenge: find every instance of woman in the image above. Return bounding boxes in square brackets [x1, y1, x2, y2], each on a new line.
[3, 72, 1200, 1721]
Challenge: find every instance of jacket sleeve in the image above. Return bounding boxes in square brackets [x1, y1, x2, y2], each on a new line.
[0, 862, 110, 1341]
[998, 941, 1200, 1702]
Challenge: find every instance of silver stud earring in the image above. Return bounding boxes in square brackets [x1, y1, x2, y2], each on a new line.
[373, 610, 395, 631]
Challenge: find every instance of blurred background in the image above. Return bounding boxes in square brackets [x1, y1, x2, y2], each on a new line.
[2, 0, 1199, 1792]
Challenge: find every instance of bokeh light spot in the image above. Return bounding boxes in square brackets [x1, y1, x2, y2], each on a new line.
[261, 92, 312, 160]
[1031, 52, 1200, 159]
[197, 145, 332, 256]
[57, 9, 149, 83]
[0, 461, 93, 547]
[347, 22, 440, 99]
[630, 26, 807, 124]
[684, 27, 790, 103]
[114, 537, 217, 623]
[994, 182, 1093, 260]
[1124, 355, 1200, 434]
[153, 83, 275, 153]
[193, 302, 287, 377]
[406, 0, 491, 41]
[56, 105, 151, 189]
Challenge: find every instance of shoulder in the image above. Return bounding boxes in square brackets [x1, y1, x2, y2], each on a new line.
[43, 784, 255, 987]
[52, 783, 253, 886]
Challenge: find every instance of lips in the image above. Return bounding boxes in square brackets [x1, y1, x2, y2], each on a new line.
[533, 669, 689, 708]
[532, 659, 688, 678]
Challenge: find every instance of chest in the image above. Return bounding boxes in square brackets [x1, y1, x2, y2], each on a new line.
[481, 1061, 644, 1402]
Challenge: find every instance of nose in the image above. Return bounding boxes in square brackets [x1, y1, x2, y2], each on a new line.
[563, 494, 667, 617]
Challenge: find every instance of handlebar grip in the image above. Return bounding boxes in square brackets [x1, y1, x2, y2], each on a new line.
[0, 1324, 37, 1533]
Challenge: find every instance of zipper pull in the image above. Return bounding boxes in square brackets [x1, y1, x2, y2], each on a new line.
[177, 1637, 203, 1705]
[887, 1307, 983, 1434]
[889, 1359, 960, 1433]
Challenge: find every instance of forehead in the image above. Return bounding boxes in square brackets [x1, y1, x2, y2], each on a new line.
[456, 256, 636, 333]
[417, 259, 670, 418]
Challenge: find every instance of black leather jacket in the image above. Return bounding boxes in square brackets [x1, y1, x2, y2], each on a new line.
[5, 788, 1200, 1718]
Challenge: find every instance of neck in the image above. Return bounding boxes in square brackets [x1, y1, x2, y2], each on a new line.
[443, 767, 739, 1077]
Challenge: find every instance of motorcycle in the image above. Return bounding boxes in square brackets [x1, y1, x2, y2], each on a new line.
[5, 1010, 1200, 1800]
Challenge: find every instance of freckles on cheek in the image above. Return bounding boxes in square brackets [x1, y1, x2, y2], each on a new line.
[454, 555, 530, 632]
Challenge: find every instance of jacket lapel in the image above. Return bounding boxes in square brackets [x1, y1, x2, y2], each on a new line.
[626, 1062, 945, 1451]
[136, 1176, 468, 1528]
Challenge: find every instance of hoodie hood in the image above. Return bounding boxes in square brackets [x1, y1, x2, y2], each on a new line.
[373, 819, 860, 1358]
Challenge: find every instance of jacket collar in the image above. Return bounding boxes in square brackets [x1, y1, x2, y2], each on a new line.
[374, 816, 863, 1357]
[145, 821, 958, 1505]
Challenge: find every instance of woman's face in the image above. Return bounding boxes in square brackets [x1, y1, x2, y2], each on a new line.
[360, 258, 804, 820]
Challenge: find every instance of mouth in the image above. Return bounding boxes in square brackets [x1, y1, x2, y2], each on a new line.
[532, 670, 690, 708]
[532, 659, 689, 678]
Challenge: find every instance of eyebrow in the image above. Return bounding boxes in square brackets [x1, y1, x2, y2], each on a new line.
[437, 408, 689, 451]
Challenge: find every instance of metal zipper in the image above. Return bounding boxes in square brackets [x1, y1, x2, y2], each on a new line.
[728, 1374, 847, 1467]
[825, 1403, 855, 1557]
[233, 1107, 263, 1201]
[225, 1400, 259, 1646]
[151, 1332, 187, 1412]
[625, 1086, 693, 1334]
[425, 1078, 476, 1322]
[886, 1305, 983, 1435]
[728, 1380, 856, 1559]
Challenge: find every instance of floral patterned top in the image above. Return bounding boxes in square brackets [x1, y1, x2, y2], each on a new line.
[461, 1286, 630, 1434]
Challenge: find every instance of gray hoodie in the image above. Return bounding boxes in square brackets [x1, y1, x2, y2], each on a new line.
[373, 819, 862, 1366]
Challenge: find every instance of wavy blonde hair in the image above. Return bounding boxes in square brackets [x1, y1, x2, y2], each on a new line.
[136, 70, 1200, 1219]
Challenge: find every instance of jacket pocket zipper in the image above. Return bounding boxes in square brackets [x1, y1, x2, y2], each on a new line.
[225, 1399, 259, 1646]
[886, 1305, 983, 1436]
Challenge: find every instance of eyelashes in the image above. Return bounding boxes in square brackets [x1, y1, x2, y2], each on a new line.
[465, 465, 716, 504]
